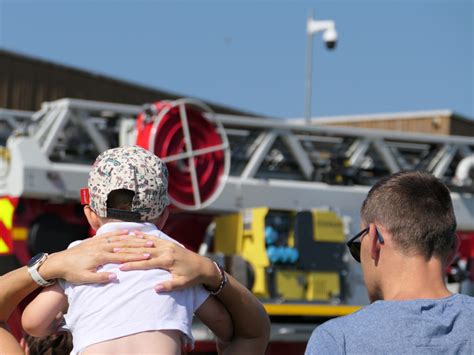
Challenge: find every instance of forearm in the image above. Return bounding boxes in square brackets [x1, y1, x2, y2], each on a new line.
[22, 284, 67, 337]
[202, 260, 270, 353]
[0, 252, 68, 322]
[218, 275, 270, 346]
[0, 266, 38, 322]
[0, 255, 67, 355]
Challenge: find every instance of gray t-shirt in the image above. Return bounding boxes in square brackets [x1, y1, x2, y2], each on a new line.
[305, 294, 474, 354]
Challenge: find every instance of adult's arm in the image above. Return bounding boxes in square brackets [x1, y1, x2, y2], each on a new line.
[0, 266, 38, 354]
[0, 231, 152, 353]
[119, 233, 271, 354]
[205, 266, 271, 354]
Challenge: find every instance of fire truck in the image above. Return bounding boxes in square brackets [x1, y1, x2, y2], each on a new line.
[1, 98, 473, 354]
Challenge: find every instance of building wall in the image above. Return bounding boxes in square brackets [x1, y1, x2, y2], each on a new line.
[451, 116, 474, 137]
[324, 116, 451, 135]
[322, 115, 474, 137]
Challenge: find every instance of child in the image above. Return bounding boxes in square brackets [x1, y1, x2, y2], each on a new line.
[22, 146, 232, 355]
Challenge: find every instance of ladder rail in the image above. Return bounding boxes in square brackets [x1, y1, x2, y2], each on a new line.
[1, 98, 473, 206]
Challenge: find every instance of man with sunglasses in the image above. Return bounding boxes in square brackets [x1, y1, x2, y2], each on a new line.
[305, 171, 474, 354]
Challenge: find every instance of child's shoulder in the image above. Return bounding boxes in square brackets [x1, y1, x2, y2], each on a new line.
[67, 240, 84, 249]
[156, 231, 185, 248]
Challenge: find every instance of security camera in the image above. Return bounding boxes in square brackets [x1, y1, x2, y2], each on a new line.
[307, 18, 338, 51]
[322, 28, 338, 50]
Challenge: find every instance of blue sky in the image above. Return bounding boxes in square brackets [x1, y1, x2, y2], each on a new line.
[0, 0, 472, 119]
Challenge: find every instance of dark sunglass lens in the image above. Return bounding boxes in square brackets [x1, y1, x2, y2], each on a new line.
[347, 227, 368, 263]
[349, 242, 361, 263]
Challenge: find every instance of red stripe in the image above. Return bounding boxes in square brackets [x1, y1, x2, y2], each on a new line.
[0, 221, 12, 254]
[0, 195, 16, 254]
[8, 197, 19, 207]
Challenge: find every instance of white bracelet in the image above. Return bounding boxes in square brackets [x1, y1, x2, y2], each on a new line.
[203, 261, 228, 295]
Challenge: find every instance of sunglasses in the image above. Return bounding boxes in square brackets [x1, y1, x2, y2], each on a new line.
[346, 226, 385, 263]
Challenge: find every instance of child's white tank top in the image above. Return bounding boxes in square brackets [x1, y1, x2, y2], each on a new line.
[59, 222, 209, 355]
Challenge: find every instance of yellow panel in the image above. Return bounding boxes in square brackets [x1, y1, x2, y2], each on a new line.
[313, 210, 345, 243]
[241, 208, 269, 266]
[0, 198, 15, 229]
[240, 208, 270, 296]
[215, 208, 270, 297]
[0, 147, 11, 160]
[306, 272, 340, 302]
[0, 238, 9, 253]
[275, 270, 306, 301]
[12, 227, 28, 241]
[252, 267, 269, 297]
[263, 303, 361, 317]
[287, 212, 296, 247]
[214, 213, 243, 254]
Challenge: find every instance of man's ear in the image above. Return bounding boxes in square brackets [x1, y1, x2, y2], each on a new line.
[369, 224, 381, 264]
[83, 205, 101, 231]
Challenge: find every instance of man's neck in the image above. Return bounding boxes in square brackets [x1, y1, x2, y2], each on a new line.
[379, 255, 452, 301]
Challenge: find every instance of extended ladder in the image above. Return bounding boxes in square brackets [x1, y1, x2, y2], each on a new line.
[1, 98, 473, 228]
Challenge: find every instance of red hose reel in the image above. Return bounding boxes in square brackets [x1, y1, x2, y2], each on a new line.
[135, 99, 230, 210]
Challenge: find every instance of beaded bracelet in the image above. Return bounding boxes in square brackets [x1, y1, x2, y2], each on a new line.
[203, 260, 228, 295]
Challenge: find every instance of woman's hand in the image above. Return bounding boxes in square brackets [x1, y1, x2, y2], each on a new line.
[40, 230, 155, 284]
[116, 231, 221, 292]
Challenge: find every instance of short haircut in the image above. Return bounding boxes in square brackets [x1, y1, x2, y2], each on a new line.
[361, 171, 456, 260]
[106, 189, 135, 211]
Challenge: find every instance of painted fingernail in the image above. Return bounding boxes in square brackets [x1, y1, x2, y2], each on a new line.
[146, 241, 154, 246]
[155, 285, 164, 292]
[108, 273, 117, 280]
[113, 248, 121, 252]
[143, 253, 151, 258]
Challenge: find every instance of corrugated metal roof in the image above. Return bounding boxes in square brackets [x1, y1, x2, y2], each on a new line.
[0, 48, 260, 117]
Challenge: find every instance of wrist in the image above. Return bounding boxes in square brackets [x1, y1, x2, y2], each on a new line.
[202, 258, 222, 290]
[38, 252, 62, 280]
[203, 259, 227, 295]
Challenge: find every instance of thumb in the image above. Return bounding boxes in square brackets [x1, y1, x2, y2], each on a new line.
[154, 278, 186, 293]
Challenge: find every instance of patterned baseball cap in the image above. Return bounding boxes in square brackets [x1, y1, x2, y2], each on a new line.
[88, 145, 170, 221]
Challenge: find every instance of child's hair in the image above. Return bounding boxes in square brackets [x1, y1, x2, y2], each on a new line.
[106, 189, 135, 211]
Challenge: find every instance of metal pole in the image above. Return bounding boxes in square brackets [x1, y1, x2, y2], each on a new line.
[304, 10, 314, 125]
